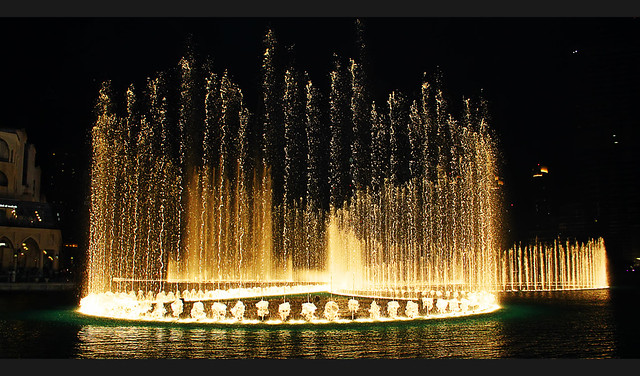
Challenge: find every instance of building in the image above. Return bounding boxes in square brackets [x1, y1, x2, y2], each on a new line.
[39, 148, 87, 278]
[0, 128, 62, 282]
[528, 163, 557, 242]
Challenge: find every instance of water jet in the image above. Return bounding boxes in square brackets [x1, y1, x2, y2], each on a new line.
[79, 26, 607, 325]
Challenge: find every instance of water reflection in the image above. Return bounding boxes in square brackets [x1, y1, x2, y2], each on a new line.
[495, 289, 617, 358]
[3, 289, 635, 358]
[0, 311, 80, 358]
[73, 316, 510, 358]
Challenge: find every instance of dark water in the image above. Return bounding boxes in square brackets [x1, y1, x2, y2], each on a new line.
[1, 287, 640, 359]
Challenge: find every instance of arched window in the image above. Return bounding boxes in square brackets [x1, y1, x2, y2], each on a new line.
[0, 139, 9, 162]
[0, 237, 13, 271]
[0, 171, 7, 187]
[17, 237, 40, 270]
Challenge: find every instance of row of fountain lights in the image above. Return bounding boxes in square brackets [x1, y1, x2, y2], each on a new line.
[80, 288, 497, 322]
[176, 293, 496, 321]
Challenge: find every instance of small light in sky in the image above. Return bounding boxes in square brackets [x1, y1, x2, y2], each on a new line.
[572, 49, 578, 54]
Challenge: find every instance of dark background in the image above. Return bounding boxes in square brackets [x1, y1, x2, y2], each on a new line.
[0, 17, 638, 281]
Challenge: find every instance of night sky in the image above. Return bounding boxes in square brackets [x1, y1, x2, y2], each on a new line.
[2, 18, 633, 163]
[1, 17, 639, 264]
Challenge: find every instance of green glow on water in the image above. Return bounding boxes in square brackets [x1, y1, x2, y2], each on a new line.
[2, 289, 636, 358]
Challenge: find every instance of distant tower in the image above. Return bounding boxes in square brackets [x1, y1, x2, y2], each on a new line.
[529, 163, 554, 242]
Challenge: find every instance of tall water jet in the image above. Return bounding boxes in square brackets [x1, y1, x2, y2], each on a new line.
[80, 23, 607, 324]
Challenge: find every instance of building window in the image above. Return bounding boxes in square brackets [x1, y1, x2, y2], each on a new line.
[0, 171, 7, 187]
[0, 139, 9, 162]
[0, 237, 13, 271]
[17, 237, 40, 270]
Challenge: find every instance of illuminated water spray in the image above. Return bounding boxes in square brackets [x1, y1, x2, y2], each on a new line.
[498, 238, 608, 291]
[81, 25, 607, 323]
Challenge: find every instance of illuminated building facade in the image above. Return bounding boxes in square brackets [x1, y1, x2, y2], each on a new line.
[0, 128, 62, 282]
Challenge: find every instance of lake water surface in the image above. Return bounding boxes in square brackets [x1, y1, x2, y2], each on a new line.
[1, 287, 639, 359]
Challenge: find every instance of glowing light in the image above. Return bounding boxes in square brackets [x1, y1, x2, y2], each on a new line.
[323, 300, 340, 321]
[301, 302, 317, 321]
[80, 28, 606, 326]
[278, 302, 291, 321]
[387, 301, 400, 319]
[78, 288, 500, 323]
[498, 238, 608, 291]
[256, 300, 269, 319]
[405, 301, 419, 318]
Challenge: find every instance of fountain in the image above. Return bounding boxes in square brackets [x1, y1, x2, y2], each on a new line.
[256, 300, 269, 320]
[171, 299, 183, 317]
[78, 25, 607, 325]
[278, 302, 291, 321]
[348, 298, 359, 319]
[230, 301, 245, 321]
[387, 301, 400, 319]
[301, 302, 317, 321]
[190, 302, 206, 319]
[369, 301, 381, 320]
[405, 301, 419, 318]
[211, 302, 227, 321]
[497, 238, 608, 291]
[324, 301, 340, 321]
